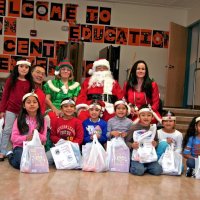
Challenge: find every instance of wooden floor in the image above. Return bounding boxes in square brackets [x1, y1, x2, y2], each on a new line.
[0, 160, 200, 200]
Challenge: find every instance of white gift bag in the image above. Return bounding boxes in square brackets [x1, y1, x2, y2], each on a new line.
[195, 156, 200, 179]
[0, 118, 4, 142]
[20, 129, 49, 173]
[50, 141, 80, 170]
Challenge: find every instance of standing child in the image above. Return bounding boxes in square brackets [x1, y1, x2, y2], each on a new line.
[83, 100, 107, 145]
[183, 116, 200, 177]
[157, 111, 183, 159]
[7, 92, 47, 169]
[46, 98, 84, 165]
[0, 59, 34, 161]
[107, 100, 132, 139]
[125, 105, 163, 176]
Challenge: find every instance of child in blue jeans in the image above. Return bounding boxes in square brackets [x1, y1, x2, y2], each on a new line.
[183, 116, 200, 177]
[125, 105, 162, 176]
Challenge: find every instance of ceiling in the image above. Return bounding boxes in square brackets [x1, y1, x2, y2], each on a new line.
[89, 0, 200, 9]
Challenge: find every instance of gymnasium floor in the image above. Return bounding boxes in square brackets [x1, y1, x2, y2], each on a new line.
[0, 160, 199, 200]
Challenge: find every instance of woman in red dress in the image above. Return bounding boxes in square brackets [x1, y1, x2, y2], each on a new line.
[123, 60, 162, 124]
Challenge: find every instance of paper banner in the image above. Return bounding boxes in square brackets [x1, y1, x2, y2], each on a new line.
[10, 55, 23, 71]
[140, 29, 152, 47]
[81, 24, 92, 42]
[42, 40, 55, 58]
[48, 58, 57, 76]
[99, 7, 111, 25]
[152, 30, 164, 48]
[30, 38, 42, 57]
[0, 54, 10, 72]
[104, 26, 116, 44]
[36, 1, 49, 21]
[25, 56, 35, 66]
[8, 0, 20, 17]
[64, 4, 78, 23]
[17, 37, 29, 56]
[4, 17, 16, 36]
[92, 25, 104, 43]
[116, 27, 128, 45]
[0, 0, 6, 16]
[22, 0, 34, 18]
[86, 6, 98, 24]
[3, 36, 16, 54]
[163, 31, 169, 48]
[0, 16, 3, 34]
[50, 3, 63, 21]
[68, 24, 80, 42]
[128, 28, 140, 46]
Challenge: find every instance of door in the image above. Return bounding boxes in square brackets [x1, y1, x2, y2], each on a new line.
[164, 22, 188, 107]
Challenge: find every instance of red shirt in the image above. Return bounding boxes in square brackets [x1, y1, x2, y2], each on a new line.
[50, 117, 84, 145]
[0, 78, 31, 114]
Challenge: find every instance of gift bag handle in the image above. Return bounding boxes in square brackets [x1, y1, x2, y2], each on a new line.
[29, 129, 42, 146]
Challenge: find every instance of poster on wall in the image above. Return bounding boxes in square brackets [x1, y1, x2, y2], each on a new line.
[17, 37, 29, 56]
[0, 54, 10, 72]
[0, 0, 6, 16]
[22, 0, 34, 18]
[81, 24, 92, 42]
[4, 17, 16, 36]
[116, 27, 128, 45]
[42, 40, 55, 58]
[99, 7, 111, 25]
[152, 30, 164, 48]
[3, 36, 16, 55]
[64, 4, 78, 23]
[92, 25, 104, 43]
[69, 24, 80, 41]
[8, 0, 20, 17]
[86, 6, 98, 24]
[25, 56, 35, 66]
[36, 1, 49, 21]
[30, 39, 42, 57]
[48, 58, 57, 76]
[128, 28, 140, 46]
[104, 26, 116, 44]
[50, 3, 63, 21]
[140, 29, 152, 47]
[10, 55, 23, 71]
[0, 17, 3, 34]
[163, 31, 169, 48]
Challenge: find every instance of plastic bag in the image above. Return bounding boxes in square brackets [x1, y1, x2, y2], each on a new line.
[158, 144, 182, 175]
[20, 129, 49, 173]
[131, 124, 157, 163]
[195, 156, 200, 179]
[107, 137, 130, 172]
[82, 134, 108, 172]
[50, 141, 81, 169]
[0, 118, 4, 142]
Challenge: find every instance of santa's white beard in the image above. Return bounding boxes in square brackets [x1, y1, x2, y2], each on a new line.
[88, 71, 114, 90]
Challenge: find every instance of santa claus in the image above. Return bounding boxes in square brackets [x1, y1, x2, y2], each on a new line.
[76, 59, 124, 121]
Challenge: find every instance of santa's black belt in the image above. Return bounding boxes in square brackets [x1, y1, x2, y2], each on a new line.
[87, 94, 117, 103]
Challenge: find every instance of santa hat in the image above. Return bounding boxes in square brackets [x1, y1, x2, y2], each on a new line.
[16, 59, 31, 67]
[54, 58, 73, 75]
[76, 99, 89, 111]
[88, 59, 110, 75]
[114, 100, 131, 115]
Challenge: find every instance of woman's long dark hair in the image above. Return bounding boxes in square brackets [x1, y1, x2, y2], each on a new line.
[17, 96, 44, 135]
[182, 117, 199, 149]
[10, 63, 34, 90]
[125, 60, 153, 100]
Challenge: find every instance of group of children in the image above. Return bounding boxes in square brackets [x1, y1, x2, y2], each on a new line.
[0, 60, 200, 178]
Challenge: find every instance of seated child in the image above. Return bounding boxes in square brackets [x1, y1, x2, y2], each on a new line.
[7, 92, 47, 169]
[83, 100, 107, 146]
[125, 105, 163, 176]
[107, 100, 132, 139]
[183, 116, 200, 177]
[46, 98, 84, 165]
[157, 111, 183, 159]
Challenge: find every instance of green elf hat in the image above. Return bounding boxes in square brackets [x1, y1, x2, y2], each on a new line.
[54, 58, 73, 75]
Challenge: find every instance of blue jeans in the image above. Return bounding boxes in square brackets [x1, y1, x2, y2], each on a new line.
[186, 158, 195, 168]
[130, 160, 163, 176]
[8, 147, 23, 170]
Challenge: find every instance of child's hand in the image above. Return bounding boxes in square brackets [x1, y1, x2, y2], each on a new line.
[0, 112, 5, 119]
[132, 142, 139, 149]
[152, 140, 157, 147]
[167, 137, 173, 144]
[26, 134, 33, 141]
[95, 133, 101, 139]
[111, 131, 121, 137]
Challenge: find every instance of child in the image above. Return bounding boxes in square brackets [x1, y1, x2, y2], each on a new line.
[46, 98, 84, 165]
[107, 100, 132, 139]
[125, 105, 163, 176]
[0, 59, 34, 161]
[83, 100, 107, 145]
[183, 116, 200, 177]
[157, 111, 183, 159]
[7, 92, 47, 169]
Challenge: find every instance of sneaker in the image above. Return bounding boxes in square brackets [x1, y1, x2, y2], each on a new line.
[185, 167, 195, 177]
[6, 151, 13, 160]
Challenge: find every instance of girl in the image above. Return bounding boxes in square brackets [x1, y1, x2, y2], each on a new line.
[7, 92, 47, 169]
[0, 59, 34, 161]
[83, 100, 107, 145]
[123, 60, 161, 124]
[157, 111, 183, 159]
[183, 116, 200, 177]
[107, 100, 132, 139]
[46, 98, 84, 165]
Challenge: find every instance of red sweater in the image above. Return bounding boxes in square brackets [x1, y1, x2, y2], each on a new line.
[50, 117, 84, 145]
[0, 78, 31, 114]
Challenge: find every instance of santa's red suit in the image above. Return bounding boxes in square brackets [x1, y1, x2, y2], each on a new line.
[76, 60, 123, 121]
